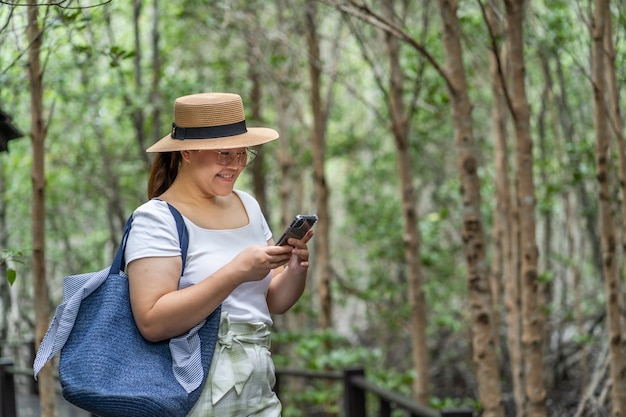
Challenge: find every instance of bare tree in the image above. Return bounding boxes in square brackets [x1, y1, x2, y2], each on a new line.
[131, 0, 150, 168]
[149, 0, 162, 160]
[27, 3, 56, 417]
[244, 3, 270, 216]
[273, 0, 300, 233]
[305, 0, 333, 331]
[484, 2, 526, 415]
[603, 0, 626, 281]
[438, 1, 504, 415]
[378, 0, 432, 404]
[536, 50, 555, 391]
[590, 0, 626, 415]
[503, 0, 547, 415]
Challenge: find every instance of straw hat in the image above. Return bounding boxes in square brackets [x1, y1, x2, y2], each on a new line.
[146, 93, 279, 152]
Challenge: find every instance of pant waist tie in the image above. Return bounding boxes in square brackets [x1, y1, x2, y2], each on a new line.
[211, 312, 270, 405]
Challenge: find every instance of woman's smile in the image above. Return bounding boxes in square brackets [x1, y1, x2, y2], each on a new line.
[216, 171, 237, 181]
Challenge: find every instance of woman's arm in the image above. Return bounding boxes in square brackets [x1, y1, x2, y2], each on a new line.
[128, 244, 293, 342]
[128, 256, 237, 342]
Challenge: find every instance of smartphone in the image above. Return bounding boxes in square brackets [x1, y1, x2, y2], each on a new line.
[276, 214, 318, 246]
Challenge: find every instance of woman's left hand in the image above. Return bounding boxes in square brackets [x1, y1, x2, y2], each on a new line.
[283, 229, 314, 271]
[266, 229, 315, 314]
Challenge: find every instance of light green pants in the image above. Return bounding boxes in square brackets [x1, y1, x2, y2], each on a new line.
[188, 313, 281, 417]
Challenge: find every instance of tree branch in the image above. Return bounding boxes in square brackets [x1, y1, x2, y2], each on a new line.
[317, 0, 454, 92]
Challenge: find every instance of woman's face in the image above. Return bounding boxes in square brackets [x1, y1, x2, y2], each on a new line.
[182, 148, 247, 196]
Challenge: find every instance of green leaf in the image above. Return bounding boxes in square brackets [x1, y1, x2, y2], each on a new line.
[7, 269, 16, 286]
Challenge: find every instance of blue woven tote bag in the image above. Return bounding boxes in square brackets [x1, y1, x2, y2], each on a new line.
[34, 204, 221, 417]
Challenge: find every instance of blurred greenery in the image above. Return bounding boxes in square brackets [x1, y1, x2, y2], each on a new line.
[0, 0, 621, 415]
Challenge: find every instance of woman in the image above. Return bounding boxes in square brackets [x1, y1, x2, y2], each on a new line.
[124, 93, 314, 416]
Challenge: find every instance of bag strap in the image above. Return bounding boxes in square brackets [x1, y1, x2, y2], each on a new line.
[109, 203, 189, 274]
[167, 204, 189, 274]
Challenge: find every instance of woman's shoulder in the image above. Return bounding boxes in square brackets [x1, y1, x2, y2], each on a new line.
[234, 189, 261, 210]
[132, 199, 178, 231]
[134, 198, 171, 215]
[126, 199, 181, 262]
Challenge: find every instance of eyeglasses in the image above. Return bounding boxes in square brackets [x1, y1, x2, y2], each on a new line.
[210, 148, 258, 166]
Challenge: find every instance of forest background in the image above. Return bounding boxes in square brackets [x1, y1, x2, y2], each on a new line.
[0, 1, 625, 417]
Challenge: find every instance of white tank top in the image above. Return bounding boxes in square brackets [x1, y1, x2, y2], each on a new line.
[125, 190, 274, 325]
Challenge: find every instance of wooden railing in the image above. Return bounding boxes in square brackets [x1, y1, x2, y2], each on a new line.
[276, 367, 474, 417]
[1, 358, 474, 417]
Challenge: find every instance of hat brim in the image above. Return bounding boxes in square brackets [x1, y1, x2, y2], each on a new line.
[146, 127, 279, 153]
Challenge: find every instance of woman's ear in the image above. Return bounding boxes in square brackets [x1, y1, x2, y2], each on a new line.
[180, 150, 191, 162]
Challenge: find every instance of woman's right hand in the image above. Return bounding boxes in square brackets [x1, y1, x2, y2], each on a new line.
[230, 244, 293, 283]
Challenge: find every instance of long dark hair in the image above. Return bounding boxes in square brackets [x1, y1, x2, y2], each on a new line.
[147, 152, 181, 198]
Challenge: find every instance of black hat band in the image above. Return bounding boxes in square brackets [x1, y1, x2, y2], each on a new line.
[171, 120, 247, 140]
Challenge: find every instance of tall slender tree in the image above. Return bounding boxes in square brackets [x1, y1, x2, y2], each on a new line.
[273, 0, 299, 233]
[438, 1, 503, 415]
[131, 0, 150, 168]
[305, 0, 333, 330]
[590, 0, 626, 415]
[379, 0, 431, 404]
[603, 15, 626, 412]
[27, 3, 55, 417]
[150, 0, 162, 159]
[486, 1, 507, 350]
[537, 50, 555, 391]
[486, 2, 525, 417]
[603, 0, 626, 279]
[485, 2, 525, 415]
[503, 0, 547, 416]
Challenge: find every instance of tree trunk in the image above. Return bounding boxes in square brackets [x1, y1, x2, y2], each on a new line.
[438, 1, 503, 415]
[132, 0, 149, 167]
[241, 1, 269, 217]
[590, 0, 626, 415]
[486, 4, 525, 416]
[506, 204, 524, 417]
[380, 1, 431, 404]
[603, 0, 626, 300]
[486, 0, 506, 361]
[82, 14, 126, 245]
[570, 190, 589, 412]
[150, 0, 162, 156]
[553, 51, 604, 278]
[0, 162, 8, 357]
[503, 1, 547, 416]
[27, 4, 56, 417]
[246, 27, 268, 217]
[536, 50, 554, 392]
[103, 4, 150, 170]
[305, 0, 332, 330]
[274, 0, 296, 232]
[552, 47, 591, 416]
